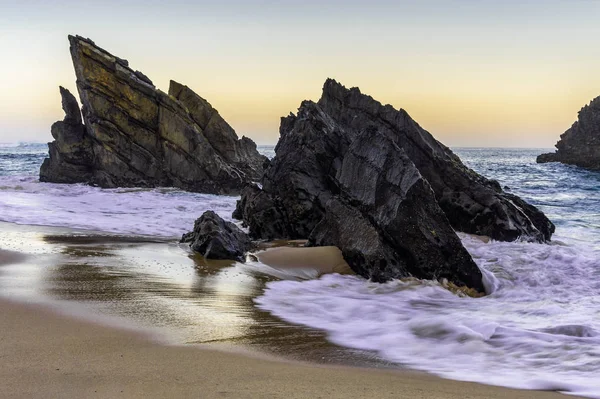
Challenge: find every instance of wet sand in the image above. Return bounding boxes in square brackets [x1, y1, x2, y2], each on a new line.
[257, 245, 354, 275]
[0, 222, 390, 366]
[0, 222, 583, 398]
[0, 248, 26, 266]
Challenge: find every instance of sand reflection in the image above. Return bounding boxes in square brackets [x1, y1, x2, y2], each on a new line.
[0, 222, 386, 367]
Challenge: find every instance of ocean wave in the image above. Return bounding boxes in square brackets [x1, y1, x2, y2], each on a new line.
[256, 234, 600, 397]
[0, 175, 237, 237]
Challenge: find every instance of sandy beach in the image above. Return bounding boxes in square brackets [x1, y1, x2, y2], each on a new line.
[0, 222, 585, 398]
[0, 297, 578, 399]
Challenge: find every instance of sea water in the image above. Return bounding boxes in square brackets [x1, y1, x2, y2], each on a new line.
[0, 142, 240, 236]
[1, 143, 599, 397]
[256, 148, 600, 398]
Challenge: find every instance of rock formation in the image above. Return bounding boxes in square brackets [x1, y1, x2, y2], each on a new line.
[235, 88, 486, 292]
[40, 87, 94, 183]
[237, 80, 554, 243]
[40, 35, 267, 194]
[181, 211, 253, 261]
[537, 96, 600, 170]
[233, 80, 559, 290]
[315, 80, 554, 242]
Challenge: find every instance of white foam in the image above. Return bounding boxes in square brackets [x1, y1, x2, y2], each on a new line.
[256, 234, 600, 398]
[0, 175, 237, 237]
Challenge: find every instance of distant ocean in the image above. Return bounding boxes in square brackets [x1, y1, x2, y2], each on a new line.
[1, 142, 599, 398]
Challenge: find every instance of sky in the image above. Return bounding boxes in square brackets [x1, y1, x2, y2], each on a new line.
[1, 0, 599, 147]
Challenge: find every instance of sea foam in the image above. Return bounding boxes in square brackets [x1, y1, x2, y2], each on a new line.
[253, 147, 600, 398]
[0, 175, 237, 237]
[255, 234, 600, 397]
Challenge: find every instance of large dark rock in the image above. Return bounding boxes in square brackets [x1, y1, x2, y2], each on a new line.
[40, 35, 267, 194]
[315, 79, 554, 242]
[181, 211, 253, 261]
[310, 130, 484, 289]
[235, 97, 485, 292]
[537, 96, 600, 170]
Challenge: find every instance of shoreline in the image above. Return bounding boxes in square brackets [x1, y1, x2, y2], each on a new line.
[0, 221, 588, 398]
[0, 297, 579, 399]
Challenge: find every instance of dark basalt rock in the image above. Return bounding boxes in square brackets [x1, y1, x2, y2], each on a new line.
[181, 211, 253, 261]
[309, 130, 484, 289]
[40, 35, 267, 194]
[315, 79, 554, 242]
[235, 98, 485, 292]
[537, 96, 600, 170]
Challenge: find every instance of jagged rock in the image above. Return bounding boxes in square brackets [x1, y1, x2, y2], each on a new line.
[181, 211, 253, 261]
[40, 35, 267, 194]
[40, 87, 94, 183]
[233, 184, 290, 240]
[537, 96, 600, 170]
[169, 81, 265, 176]
[235, 97, 485, 292]
[311, 130, 484, 289]
[313, 79, 554, 242]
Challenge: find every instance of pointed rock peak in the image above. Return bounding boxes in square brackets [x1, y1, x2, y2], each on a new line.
[320, 78, 362, 102]
[318, 78, 408, 121]
[168, 80, 210, 108]
[68, 34, 94, 46]
[168, 80, 186, 97]
[583, 95, 600, 112]
[68, 34, 154, 88]
[168, 79, 217, 128]
[168, 80, 207, 105]
[58, 86, 82, 125]
[68, 35, 112, 55]
[323, 78, 350, 93]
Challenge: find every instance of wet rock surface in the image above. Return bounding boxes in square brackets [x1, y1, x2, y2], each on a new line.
[40, 35, 267, 194]
[537, 96, 600, 170]
[181, 211, 253, 261]
[235, 90, 486, 292]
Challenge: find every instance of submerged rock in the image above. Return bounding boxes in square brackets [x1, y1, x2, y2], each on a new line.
[235, 94, 485, 292]
[40, 35, 267, 194]
[537, 96, 600, 170]
[181, 211, 253, 261]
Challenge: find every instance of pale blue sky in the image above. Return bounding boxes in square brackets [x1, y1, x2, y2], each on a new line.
[1, 0, 599, 146]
